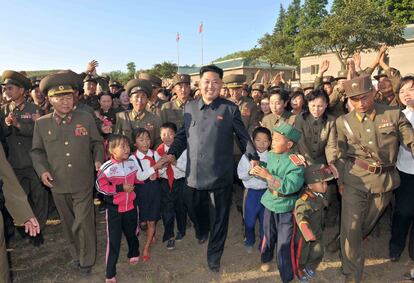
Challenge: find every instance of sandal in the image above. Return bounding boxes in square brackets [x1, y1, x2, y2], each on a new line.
[105, 277, 116, 283]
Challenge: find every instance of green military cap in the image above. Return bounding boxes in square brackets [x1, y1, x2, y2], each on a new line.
[172, 74, 191, 86]
[1, 70, 31, 90]
[335, 70, 347, 81]
[343, 75, 374, 98]
[304, 164, 335, 185]
[302, 82, 314, 91]
[39, 72, 80, 97]
[136, 72, 162, 88]
[272, 122, 301, 144]
[373, 73, 388, 81]
[322, 76, 335, 84]
[223, 74, 246, 89]
[125, 79, 152, 97]
[83, 74, 97, 84]
[109, 80, 122, 88]
[58, 70, 83, 90]
[252, 83, 264, 92]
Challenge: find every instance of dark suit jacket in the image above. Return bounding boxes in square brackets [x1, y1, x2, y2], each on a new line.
[169, 97, 258, 190]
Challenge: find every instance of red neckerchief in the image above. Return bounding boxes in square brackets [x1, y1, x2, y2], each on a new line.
[139, 150, 159, 179]
[156, 143, 174, 191]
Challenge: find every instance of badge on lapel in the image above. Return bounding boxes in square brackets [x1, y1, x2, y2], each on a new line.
[75, 124, 88, 136]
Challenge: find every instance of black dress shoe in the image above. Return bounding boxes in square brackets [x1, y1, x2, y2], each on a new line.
[198, 234, 208, 244]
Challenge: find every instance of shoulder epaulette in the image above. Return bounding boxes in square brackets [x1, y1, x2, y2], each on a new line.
[300, 194, 309, 201]
[289, 154, 306, 167]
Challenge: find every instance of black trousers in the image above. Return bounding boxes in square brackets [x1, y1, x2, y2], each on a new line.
[160, 178, 187, 242]
[390, 170, 414, 259]
[193, 186, 232, 268]
[105, 207, 139, 279]
[180, 185, 206, 240]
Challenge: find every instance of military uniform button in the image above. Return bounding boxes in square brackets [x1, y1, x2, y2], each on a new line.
[63, 121, 66, 124]
[65, 141, 69, 145]
[68, 164, 72, 168]
[368, 141, 373, 145]
[367, 129, 371, 132]
[66, 153, 70, 156]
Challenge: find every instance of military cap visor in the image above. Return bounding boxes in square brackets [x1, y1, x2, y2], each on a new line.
[305, 164, 335, 185]
[373, 74, 388, 81]
[83, 75, 98, 84]
[199, 64, 224, 79]
[125, 79, 152, 97]
[1, 70, 32, 90]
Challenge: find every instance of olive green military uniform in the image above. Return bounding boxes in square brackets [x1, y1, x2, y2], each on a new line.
[31, 72, 104, 269]
[114, 78, 162, 147]
[159, 74, 192, 128]
[295, 114, 338, 224]
[0, 144, 34, 283]
[293, 190, 327, 274]
[1, 71, 48, 230]
[1, 101, 48, 229]
[336, 76, 414, 282]
[292, 164, 335, 278]
[261, 111, 296, 133]
[137, 73, 165, 116]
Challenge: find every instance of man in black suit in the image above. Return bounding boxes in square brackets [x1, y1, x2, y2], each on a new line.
[167, 65, 259, 272]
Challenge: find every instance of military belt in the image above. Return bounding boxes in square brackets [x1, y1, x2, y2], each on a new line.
[352, 158, 395, 175]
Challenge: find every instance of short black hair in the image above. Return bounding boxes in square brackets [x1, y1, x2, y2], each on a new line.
[269, 89, 289, 102]
[397, 75, 414, 94]
[199, 64, 223, 79]
[98, 91, 112, 100]
[160, 122, 177, 134]
[132, 127, 151, 143]
[252, 127, 271, 141]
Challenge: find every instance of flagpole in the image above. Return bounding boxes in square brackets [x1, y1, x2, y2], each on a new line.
[201, 31, 203, 66]
[176, 32, 180, 73]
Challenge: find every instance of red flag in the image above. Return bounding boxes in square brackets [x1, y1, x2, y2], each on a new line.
[176, 32, 180, 42]
[199, 21, 203, 33]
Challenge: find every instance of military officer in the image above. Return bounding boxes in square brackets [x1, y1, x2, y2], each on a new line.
[251, 83, 265, 106]
[80, 74, 100, 110]
[336, 75, 414, 283]
[160, 74, 191, 128]
[302, 82, 314, 97]
[224, 74, 260, 133]
[114, 78, 161, 147]
[1, 70, 48, 246]
[31, 71, 104, 275]
[137, 72, 165, 116]
[0, 143, 40, 283]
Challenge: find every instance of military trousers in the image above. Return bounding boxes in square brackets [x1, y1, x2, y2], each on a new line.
[293, 231, 324, 277]
[0, 213, 11, 283]
[15, 167, 48, 228]
[340, 186, 393, 282]
[52, 188, 96, 267]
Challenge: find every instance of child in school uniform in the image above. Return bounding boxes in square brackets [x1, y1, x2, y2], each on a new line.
[96, 134, 140, 283]
[132, 128, 167, 262]
[237, 127, 271, 253]
[292, 164, 336, 283]
[250, 122, 305, 283]
[156, 122, 188, 250]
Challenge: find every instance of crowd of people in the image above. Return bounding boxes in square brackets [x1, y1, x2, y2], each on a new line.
[0, 44, 414, 283]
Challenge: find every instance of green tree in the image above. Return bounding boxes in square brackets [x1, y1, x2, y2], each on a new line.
[214, 50, 254, 62]
[148, 61, 177, 79]
[319, 0, 406, 68]
[382, 0, 414, 24]
[273, 4, 286, 33]
[295, 0, 328, 58]
[126, 62, 136, 78]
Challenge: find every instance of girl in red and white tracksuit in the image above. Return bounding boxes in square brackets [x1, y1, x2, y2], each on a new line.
[96, 134, 140, 283]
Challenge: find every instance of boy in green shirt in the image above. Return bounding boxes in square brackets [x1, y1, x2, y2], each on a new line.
[251, 122, 305, 283]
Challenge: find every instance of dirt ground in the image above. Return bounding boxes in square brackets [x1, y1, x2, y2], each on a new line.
[6, 194, 414, 283]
